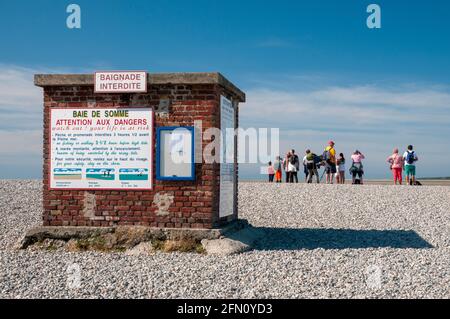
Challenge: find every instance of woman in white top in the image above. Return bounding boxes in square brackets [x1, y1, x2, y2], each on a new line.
[283, 152, 291, 183]
[335, 153, 346, 184]
[287, 155, 298, 183]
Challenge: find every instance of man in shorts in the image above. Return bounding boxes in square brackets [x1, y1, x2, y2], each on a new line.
[403, 145, 418, 185]
[324, 141, 337, 184]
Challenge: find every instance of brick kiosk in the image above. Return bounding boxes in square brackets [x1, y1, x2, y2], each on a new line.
[35, 72, 245, 230]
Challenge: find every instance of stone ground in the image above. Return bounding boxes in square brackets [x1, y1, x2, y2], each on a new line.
[0, 180, 449, 299]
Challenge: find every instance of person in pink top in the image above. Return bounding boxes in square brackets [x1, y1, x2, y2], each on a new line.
[351, 150, 365, 163]
[267, 161, 275, 182]
[387, 148, 404, 185]
[350, 150, 365, 184]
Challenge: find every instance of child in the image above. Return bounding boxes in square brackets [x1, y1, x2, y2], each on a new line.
[336, 153, 346, 184]
[273, 156, 283, 183]
[267, 161, 275, 182]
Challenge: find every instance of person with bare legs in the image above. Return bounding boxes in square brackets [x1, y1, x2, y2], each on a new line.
[403, 145, 418, 185]
[323, 141, 336, 184]
[336, 153, 346, 184]
[283, 151, 292, 183]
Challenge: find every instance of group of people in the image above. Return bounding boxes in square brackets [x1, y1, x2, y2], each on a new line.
[386, 145, 419, 185]
[268, 149, 301, 183]
[267, 141, 419, 185]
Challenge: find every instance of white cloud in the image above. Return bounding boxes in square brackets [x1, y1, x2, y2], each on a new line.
[314, 86, 450, 110]
[242, 85, 450, 128]
[0, 130, 42, 157]
[0, 66, 42, 110]
[0, 66, 44, 178]
[0, 65, 45, 133]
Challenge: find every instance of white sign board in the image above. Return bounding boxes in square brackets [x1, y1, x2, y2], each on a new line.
[219, 96, 236, 218]
[158, 128, 194, 180]
[95, 71, 147, 93]
[49, 108, 153, 190]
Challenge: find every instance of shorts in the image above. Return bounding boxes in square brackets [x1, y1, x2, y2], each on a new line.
[326, 164, 337, 174]
[405, 165, 416, 176]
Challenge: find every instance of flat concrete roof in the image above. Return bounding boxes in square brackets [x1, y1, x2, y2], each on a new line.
[34, 72, 245, 102]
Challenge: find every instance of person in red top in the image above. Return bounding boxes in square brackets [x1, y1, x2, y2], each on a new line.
[387, 148, 404, 185]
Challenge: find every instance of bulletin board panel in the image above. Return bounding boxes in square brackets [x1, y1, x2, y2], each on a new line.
[219, 96, 236, 218]
[156, 127, 195, 181]
[49, 107, 153, 190]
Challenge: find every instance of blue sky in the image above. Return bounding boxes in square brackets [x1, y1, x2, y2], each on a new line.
[1, 0, 450, 179]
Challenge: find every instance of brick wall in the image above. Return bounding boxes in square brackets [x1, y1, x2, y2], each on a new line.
[42, 83, 239, 228]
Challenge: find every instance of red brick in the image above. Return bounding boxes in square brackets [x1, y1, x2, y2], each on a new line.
[115, 206, 130, 211]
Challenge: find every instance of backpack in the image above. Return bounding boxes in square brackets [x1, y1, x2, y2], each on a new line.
[406, 151, 416, 165]
[306, 153, 315, 163]
[322, 149, 330, 161]
[289, 155, 298, 165]
[314, 154, 322, 164]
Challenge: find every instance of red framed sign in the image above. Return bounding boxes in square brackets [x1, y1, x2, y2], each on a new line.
[49, 107, 153, 190]
[94, 71, 147, 93]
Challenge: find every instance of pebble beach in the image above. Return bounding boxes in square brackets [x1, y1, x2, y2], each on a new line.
[0, 180, 449, 299]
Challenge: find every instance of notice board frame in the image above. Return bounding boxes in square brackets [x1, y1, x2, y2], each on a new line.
[48, 107, 154, 191]
[156, 126, 196, 181]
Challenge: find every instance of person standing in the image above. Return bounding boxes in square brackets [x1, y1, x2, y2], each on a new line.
[267, 161, 275, 182]
[336, 153, 346, 184]
[273, 156, 283, 183]
[387, 148, 404, 185]
[403, 145, 418, 185]
[323, 141, 337, 184]
[283, 152, 291, 183]
[303, 162, 309, 183]
[304, 149, 319, 183]
[350, 150, 365, 184]
[289, 149, 299, 183]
